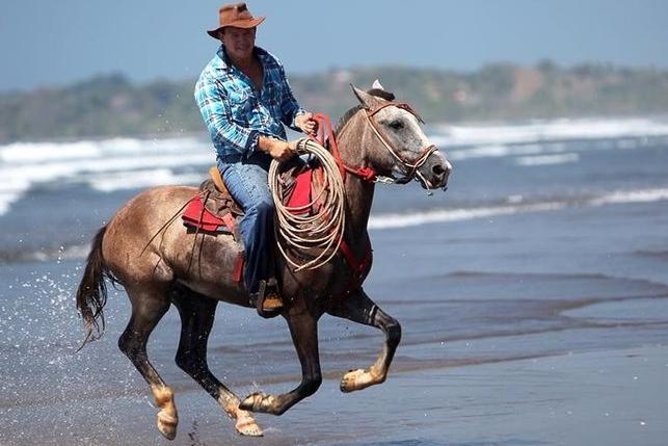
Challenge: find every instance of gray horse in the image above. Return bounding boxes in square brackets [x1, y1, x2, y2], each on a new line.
[75, 82, 452, 439]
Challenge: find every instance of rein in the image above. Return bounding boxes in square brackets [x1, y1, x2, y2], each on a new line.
[269, 101, 434, 279]
[312, 113, 377, 183]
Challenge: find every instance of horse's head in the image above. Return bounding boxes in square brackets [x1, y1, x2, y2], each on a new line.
[348, 80, 452, 191]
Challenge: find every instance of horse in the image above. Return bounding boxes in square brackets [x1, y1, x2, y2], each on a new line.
[75, 81, 452, 440]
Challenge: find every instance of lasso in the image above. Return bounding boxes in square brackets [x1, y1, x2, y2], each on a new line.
[268, 138, 346, 272]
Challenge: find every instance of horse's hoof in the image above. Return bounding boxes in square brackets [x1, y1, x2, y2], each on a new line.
[236, 412, 263, 437]
[340, 368, 370, 393]
[157, 410, 178, 440]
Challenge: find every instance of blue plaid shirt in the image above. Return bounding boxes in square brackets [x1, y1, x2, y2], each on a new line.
[194, 45, 304, 161]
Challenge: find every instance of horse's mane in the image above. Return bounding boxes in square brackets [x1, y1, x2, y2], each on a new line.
[334, 88, 396, 135]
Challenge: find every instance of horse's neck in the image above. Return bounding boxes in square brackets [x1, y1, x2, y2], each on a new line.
[344, 174, 374, 241]
[336, 118, 375, 244]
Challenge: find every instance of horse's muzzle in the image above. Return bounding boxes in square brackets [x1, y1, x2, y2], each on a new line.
[419, 151, 452, 191]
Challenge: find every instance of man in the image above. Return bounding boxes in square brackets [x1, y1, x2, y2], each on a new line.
[195, 3, 316, 315]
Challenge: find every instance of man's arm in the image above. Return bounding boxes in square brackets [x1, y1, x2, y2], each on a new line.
[194, 78, 261, 158]
[257, 135, 296, 161]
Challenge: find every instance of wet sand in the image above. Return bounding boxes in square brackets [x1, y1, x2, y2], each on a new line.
[264, 345, 668, 446]
[1, 266, 667, 446]
[2, 343, 666, 446]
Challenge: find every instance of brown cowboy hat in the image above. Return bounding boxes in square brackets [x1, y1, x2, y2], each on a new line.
[207, 3, 265, 39]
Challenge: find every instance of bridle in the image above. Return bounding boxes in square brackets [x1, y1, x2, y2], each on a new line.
[312, 100, 440, 189]
[363, 101, 438, 186]
[277, 102, 441, 275]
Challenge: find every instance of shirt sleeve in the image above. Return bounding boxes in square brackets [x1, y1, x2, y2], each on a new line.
[194, 77, 260, 158]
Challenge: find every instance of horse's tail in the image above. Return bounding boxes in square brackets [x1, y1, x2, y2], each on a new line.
[75, 226, 114, 349]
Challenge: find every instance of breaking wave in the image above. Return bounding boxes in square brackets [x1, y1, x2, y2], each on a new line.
[432, 117, 668, 149]
[368, 187, 668, 230]
[1, 117, 667, 216]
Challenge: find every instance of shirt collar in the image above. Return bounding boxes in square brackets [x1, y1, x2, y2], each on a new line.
[215, 45, 269, 71]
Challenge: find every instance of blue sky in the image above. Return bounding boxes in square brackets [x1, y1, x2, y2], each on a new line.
[2, 0, 668, 92]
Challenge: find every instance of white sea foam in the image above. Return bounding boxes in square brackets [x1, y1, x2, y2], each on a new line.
[90, 170, 204, 192]
[432, 117, 668, 148]
[368, 202, 566, 229]
[368, 187, 668, 230]
[590, 188, 668, 206]
[0, 118, 667, 217]
[0, 136, 209, 164]
[0, 192, 14, 216]
[514, 153, 579, 166]
[0, 136, 214, 215]
[0, 140, 102, 162]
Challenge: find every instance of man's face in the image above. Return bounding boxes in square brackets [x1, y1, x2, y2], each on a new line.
[220, 26, 256, 61]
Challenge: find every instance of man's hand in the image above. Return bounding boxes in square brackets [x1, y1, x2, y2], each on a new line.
[258, 136, 297, 161]
[295, 112, 318, 136]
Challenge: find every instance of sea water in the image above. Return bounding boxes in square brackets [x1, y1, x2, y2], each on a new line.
[1, 117, 667, 445]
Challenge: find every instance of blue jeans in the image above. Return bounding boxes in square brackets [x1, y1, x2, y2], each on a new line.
[217, 155, 275, 294]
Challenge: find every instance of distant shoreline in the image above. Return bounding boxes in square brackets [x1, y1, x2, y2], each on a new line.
[3, 63, 668, 143]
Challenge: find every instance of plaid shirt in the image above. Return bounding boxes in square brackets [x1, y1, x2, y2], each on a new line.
[194, 45, 304, 160]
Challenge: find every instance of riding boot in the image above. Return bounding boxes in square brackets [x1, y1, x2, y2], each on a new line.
[249, 278, 284, 319]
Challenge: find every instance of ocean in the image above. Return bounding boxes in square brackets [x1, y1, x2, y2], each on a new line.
[1, 117, 667, 445]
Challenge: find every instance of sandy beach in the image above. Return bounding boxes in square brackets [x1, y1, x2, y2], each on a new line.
[2, 341, 665, 445]
[1, 245, 666, 446]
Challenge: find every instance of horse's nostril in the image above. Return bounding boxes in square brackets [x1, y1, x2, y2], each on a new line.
[431, 162, 451, 186]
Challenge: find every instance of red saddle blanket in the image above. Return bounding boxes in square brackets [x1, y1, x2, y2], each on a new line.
[182, 196, 242, 283]
[182, 165, 317, 235]
[284, 166, 320, 213]
[182, 196, 236, 233]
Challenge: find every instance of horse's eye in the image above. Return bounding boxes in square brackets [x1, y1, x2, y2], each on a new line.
[388, 120, 404, 130]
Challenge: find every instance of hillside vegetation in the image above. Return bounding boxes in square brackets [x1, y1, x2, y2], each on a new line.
[2, 62, 668, 143]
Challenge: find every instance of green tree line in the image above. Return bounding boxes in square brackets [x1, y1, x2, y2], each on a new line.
[1, 62, 668, 143]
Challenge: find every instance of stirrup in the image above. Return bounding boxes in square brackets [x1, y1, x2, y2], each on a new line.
[250, 278, 283, 319]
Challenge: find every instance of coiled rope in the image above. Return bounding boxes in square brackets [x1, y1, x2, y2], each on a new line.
[268, 138, 346, 272]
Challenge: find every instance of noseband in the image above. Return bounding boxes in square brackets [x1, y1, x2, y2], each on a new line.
[363, 102, 438, 185]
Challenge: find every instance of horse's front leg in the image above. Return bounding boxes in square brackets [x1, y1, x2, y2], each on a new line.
[240, 304, 322, 415]
[327, 288, 401, 392]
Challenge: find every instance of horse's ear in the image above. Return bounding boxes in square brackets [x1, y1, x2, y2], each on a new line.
[350, 84, 382, 110]
[372, 79, 385, 90]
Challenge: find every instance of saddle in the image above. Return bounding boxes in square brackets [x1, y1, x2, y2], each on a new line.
[182, 163, 321, 235]
[180, 162, 321, 292]
[181, 167, 242, 235]
[180, 163, 321, 318]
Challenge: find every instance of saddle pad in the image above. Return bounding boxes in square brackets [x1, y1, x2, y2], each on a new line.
[182, 196, 235, 233]
[285, 168, 313, 212]
[284, 164, 326, 215]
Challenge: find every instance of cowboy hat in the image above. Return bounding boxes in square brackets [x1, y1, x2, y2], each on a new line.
[207, 3, 265, 39]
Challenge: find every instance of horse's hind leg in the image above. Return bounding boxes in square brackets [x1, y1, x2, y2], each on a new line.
[118, 284, 178, 440]
[171, 286, 262, 437]
[327, 289, 401, 393]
